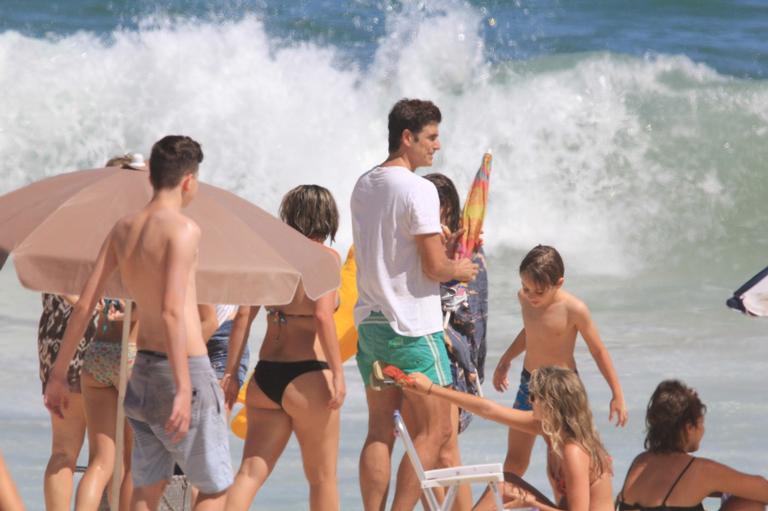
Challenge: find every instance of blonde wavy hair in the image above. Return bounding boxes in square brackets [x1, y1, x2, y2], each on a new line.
[528, 366, 610, 481]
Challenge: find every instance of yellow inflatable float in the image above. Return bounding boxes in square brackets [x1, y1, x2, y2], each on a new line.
[231, 246, 359, 439]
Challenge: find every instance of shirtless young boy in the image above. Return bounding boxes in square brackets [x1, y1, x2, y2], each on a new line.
[44, 136, 232, 510]
[492, 245, 627, 477]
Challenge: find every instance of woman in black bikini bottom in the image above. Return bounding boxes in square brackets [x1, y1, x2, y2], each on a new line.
[616, 380, 768, 511]
[225, 186, 346, 511]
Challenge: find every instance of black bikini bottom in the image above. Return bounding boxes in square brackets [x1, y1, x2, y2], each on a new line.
[253, 359, 329, 406]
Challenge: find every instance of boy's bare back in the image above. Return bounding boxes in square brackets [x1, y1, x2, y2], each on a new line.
[111, 205, 207, 356]
[519, 288, 587, 372]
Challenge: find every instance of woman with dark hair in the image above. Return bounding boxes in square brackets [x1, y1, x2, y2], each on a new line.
[225, 185, 345, 511]
[616, 380, 768, 511]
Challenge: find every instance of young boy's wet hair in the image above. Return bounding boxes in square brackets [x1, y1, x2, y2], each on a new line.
[279, 184, 339, 243]
[149, 135, 203, 189]
[388, 98, 442, 153]
[519, 245, 564, 288]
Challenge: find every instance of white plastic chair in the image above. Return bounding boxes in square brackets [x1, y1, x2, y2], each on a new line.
[393, 410, 505, 511]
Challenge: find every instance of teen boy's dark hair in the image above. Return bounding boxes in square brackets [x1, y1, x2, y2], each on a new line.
[149, 135, 204, 189]
[388, 99, 442, 153]
[645, 380, 706, 453]
[279, 184, 340, 243]
[519, 245, 564, 288]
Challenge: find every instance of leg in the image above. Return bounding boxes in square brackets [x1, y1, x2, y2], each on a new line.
[120, 421, 133, 511]
[391, 388, 453, 511]
[0, 452, 24, 511]
[76, 371, 119, 511]
[472, 429, 536, 510]
[130, 480, 167, 511]
[438, 405, 472, 511]
[502, 428, 536, 476]
[225, 379, 293, 510]
[284, 369, 341, 511]
[44, 391, 87, 511]
[359, 386, 402, 511]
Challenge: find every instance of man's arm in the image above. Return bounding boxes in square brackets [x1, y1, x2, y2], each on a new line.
[44, 230, 119, 417]
[161, 222, 200, 441]
[415, 233, 478, 283]
[574, 302, 627, 427]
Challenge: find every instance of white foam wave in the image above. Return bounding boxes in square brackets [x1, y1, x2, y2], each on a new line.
[1, 2, 766, 276]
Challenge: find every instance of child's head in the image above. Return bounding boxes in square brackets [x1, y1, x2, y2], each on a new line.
[645, 380, 706, 454]
[519, 245, 564, 306]
[423, 173, 461, 232]
[529, 366, 610, 480]
[279, 184, 339, 243]
[149, 136, 203, 205]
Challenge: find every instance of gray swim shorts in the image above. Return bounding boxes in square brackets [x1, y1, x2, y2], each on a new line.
[124, 351, 233, 494]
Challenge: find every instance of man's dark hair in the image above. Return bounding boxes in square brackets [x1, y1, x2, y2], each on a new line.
[149, 135, 203, 189]
[423, 173, 461, 233]
[645, 380, 706, 453]
[519, 245, 565, 288]
[388, 98, 442, 153]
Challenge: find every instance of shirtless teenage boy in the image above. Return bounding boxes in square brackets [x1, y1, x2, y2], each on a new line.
[44, 136, 232, 510]
[492, 245, 627, 477]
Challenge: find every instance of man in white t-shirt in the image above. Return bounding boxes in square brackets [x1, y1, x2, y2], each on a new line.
[351, 98, 479, 510]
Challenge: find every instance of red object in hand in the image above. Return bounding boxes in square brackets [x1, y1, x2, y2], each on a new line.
[383, 365, 414, 385]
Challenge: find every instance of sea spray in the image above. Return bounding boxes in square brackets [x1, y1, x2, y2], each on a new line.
[0, 5, 766, 278]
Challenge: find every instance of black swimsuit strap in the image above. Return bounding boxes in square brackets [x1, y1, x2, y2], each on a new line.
[616, 454, 644, 508]
[662, 458, 696, 505]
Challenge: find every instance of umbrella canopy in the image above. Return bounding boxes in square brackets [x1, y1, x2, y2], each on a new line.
[0, 167, 340, 305]
[727, 265, 768, 317]
[457, 152, 492, 259]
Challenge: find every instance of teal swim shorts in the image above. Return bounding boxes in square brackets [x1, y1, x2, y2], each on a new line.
[356, 312, 452, 387]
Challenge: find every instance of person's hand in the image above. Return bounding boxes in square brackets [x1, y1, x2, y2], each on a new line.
[398, 371, 433, 394]
[165, 387, 192, 442]
[328, 372, 346, 409]
[504, 485, 538, 508]
[454, 258, 479, 282]
[220, 373, 240, 410]
[609, 394, 628, 427]
[43, 375, 69, 419]
[493, 359, 511, 392]
[441, 225, 466, 260]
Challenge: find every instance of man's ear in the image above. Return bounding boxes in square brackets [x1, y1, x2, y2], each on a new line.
[555, 277, 565, 288]
[180, 172, 194, 192]
[401, 129, 415, 149]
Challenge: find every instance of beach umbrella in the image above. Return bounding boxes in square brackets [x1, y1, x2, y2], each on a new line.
[726, 265, 768, 316]
[0, 166, 340, 507]
[456, 151, 492, 260]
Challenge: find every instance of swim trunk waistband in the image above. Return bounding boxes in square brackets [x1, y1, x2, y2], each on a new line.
[133, 351, 213, 375]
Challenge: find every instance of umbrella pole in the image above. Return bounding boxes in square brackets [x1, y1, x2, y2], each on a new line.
[110, 300, 132, 510]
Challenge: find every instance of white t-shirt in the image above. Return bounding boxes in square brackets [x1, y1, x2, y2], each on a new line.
[351, 165, 443, 336]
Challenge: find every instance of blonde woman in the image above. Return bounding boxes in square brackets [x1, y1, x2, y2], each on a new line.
[397, 366, 613, 511]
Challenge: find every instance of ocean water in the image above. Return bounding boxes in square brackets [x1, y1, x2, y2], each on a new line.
[0, 1, 766, 509]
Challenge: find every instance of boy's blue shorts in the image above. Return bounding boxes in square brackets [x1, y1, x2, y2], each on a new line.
[513, 368, 532, 411]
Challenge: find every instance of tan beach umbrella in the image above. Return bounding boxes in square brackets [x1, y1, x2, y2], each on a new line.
[0, 166, 341, 506]
[0, 166, 340, 304]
